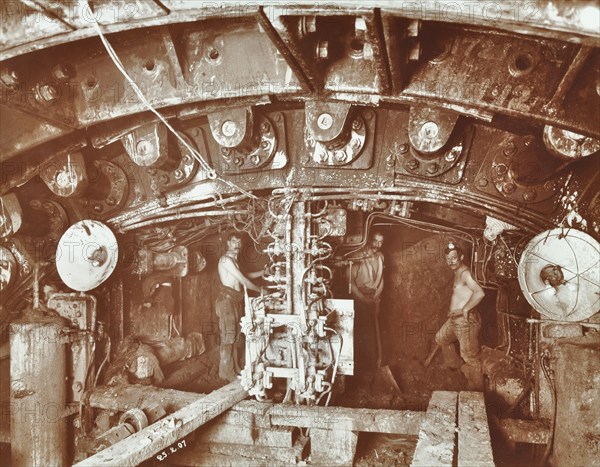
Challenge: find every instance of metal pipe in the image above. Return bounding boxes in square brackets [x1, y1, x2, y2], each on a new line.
[116, 193, 251, 228]
[273, 185, 548, 231]
[120, 210, 248, 232]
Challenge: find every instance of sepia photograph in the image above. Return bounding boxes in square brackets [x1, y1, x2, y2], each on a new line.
[0, 1, 598, 465]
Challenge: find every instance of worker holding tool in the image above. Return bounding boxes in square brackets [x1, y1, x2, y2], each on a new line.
[216, 232, 262, 382]
[348, 231, 385, 374]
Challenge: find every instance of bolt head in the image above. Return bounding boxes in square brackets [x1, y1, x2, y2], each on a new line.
[503, 182, 516, 194]
[421, 121, 439, 139]
[406, 159, 419, 170]
[221, 120, 237, 137]
[495, 164, 508, 175]
[38, 83, 59, 103]
[52, 64, 69, 81]
[426, 162, 439, 174]
[317, 113, 333, 130]
[55, 170, 71, 188]
[316, 41, 329, 59]
[136, 140, 149, 155]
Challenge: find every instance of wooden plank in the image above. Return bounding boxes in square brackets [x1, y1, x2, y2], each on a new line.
[310, 428, 358, 466]
[74, 382, 247, 467]
[171, 437, 307, 465]
[494, 417, 550, 444]
[169, 451, 269, 467]
[411, 391, 458, 467]
[87, 385, 203, 413]
[218, 400, 274, 429]
[457, 392, 495, 467]
[269, 405, 424, 434]
[196, 422, 297, 447]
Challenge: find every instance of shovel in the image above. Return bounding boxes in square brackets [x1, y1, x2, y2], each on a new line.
[372, 299, 401, 393]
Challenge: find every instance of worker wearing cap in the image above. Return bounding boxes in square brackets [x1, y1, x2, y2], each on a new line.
[435, 242, 485, 388]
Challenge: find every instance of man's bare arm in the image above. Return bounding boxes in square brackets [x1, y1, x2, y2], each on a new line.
[221, 257, 261, 292]
[247, 270, 264, 280]
[461, 269, 485, 318]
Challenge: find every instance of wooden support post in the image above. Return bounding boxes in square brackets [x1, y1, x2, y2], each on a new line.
[458, 392, 495, 466]
[269, 405, 424, 434]
[74, 382, 247, 467]
[310, 428, 358, 466]
[411, 391, 458, 467]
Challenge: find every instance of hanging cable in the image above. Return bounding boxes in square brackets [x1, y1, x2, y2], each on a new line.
[86, 1, 257, 200]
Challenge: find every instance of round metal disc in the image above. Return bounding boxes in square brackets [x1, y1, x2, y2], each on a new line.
[56, 220, 118, 292]
[518, 228, 599, 321]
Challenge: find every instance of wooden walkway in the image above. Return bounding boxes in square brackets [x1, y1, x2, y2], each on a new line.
[75, 387, 495, 466]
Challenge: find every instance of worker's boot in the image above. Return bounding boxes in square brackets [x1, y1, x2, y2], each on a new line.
[441, 344, 463, 370]
[461, 363, 484, 391]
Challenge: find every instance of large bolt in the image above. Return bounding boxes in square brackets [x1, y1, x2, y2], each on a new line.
[504, 141, 517, 156]
[495, 164, 508, 175]
[317, 113, 333, 130]
[52, 64, 69, 81]
[420, 121, 439, 139]
[0, 69, 19, 89]
[37, 83, 59, 103]
[221, 120, 237, 137]
[316, 40, 329, 59]
[136, 139, 149, 155]
[523, 190, 537, 201]
[55, 170, 71, 188]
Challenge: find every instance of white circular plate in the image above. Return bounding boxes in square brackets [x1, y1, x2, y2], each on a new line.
[518, 228, 599, 321]
[56, 220, 118, 292]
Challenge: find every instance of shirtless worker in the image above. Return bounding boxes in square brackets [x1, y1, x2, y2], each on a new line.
[216, 232, 262, 382]
[435, 242, 485, 389]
